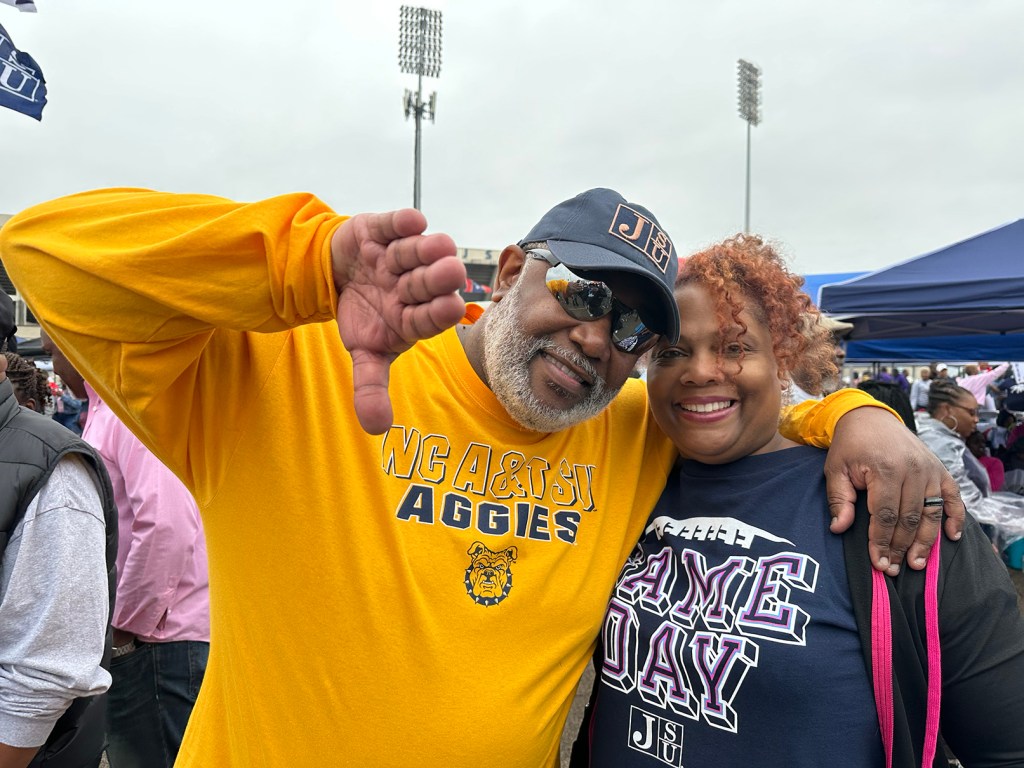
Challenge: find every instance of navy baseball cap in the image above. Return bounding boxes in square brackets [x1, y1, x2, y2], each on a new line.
[0, 292, 16, 354]
[518, 188, 680, 341]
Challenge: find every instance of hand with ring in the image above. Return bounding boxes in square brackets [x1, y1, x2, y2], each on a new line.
[825, 406, 966, 575]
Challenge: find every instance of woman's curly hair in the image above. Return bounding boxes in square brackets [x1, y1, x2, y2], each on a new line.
[677, 234, 837, 393]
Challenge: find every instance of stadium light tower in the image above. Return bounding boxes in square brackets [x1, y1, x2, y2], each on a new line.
[398, 6, 442, 210]
[737, 59, 762, 233]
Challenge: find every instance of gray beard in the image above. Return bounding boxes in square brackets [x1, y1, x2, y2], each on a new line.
[481, 280, 620, 432]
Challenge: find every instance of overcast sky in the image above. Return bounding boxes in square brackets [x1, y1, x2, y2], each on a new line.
[1, 0, 1022, 276]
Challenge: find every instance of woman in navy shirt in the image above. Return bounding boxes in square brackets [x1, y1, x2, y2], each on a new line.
[572, 235, 1024, 767]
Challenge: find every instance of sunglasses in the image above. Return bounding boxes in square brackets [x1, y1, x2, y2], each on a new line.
[526, 249, 659, 355]
[952, 402, 979, 419]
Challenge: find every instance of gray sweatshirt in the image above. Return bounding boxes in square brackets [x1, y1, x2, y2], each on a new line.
[0, 454, 111, 749]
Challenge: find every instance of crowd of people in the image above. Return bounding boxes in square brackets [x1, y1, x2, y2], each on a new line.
[845, 361, 1020, 416]
[804, 349, 1024, 561]
[0, 185, 1019, 767]
[1, 295, 210, 767]
[836, 360, 1024, 556]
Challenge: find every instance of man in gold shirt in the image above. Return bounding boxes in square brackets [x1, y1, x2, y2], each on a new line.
[1, 187, 963, 767]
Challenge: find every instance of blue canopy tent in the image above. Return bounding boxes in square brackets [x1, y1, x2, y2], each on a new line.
[801, 272, 866, 306]
[842, 335, 1024, 362]
[817, 219, 1024, 361]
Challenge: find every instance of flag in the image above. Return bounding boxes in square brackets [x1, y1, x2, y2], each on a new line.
[0, 1, 37, 12]
[0, 22, 46, 120]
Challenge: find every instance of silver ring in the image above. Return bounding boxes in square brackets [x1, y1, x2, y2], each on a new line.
[922, 496, 944, 508]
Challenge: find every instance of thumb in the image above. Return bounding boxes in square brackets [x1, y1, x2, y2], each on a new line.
[350, 351, 395, 435]
[825, 465, 858, 533]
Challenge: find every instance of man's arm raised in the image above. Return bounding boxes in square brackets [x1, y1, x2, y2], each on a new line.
[331, 208, 466, 434]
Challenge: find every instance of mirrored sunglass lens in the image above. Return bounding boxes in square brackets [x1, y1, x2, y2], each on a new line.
[612, 308, 657, 353]
[544, 264, 614, 320]
[539, 256, 658, 355]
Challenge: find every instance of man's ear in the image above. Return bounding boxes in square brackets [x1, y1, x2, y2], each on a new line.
[491, 245, 528, 303]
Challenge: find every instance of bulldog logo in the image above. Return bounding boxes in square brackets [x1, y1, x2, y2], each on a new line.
[464, 541, 518, 606]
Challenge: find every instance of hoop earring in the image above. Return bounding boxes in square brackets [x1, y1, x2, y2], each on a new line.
[782, 380, 794, 407]
[942, 414, 959, 433]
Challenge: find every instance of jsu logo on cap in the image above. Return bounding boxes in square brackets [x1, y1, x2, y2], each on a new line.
[608, 204, 674, 274]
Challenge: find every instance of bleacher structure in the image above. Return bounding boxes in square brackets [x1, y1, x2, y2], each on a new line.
[457, 246, 500, 304]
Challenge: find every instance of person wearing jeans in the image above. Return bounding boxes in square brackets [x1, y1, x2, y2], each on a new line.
[41, 332, 209, 768]
[109, 640, 209, 766]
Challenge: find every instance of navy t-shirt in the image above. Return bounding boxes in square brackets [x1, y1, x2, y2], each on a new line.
[578, 446, 883, 767]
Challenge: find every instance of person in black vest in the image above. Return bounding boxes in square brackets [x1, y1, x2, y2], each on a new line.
[0, 292, 117, 768]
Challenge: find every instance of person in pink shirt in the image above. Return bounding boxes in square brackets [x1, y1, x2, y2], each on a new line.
[966, 430, 1006, 493]
[958, 362, 1010, 407]
[41, 331, 210, 768]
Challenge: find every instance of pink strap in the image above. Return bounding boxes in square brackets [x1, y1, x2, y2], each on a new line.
[921, 542, 943, 766]
[871, 568, 894, 768]
[872, 546, 944, 768]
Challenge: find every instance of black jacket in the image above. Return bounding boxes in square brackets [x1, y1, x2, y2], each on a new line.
[844, 495, 1024, 767]
[0, 378, 118, 768]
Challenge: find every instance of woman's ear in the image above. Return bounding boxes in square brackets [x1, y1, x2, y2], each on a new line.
[491, 245, 528, 302]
